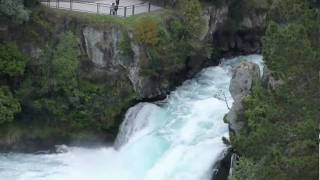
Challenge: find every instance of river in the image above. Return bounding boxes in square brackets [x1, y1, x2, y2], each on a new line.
[0, 55, 263, 180]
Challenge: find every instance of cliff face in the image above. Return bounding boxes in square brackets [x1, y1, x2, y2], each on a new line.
[81, 26, 161, 98]
[225, 62, 261, 135]
[0, 9, 170, 99]
[1, 3, 266, 100]
[0, 8, 188, 152]
[204, 2, 267, 56]
[0, 2, 267, 152]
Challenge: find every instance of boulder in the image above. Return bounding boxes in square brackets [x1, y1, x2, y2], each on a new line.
[226, 62, 260, 134]
[229, 62, 260, 101]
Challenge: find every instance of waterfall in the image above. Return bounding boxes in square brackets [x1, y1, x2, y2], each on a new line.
[0, 55, 263, 180]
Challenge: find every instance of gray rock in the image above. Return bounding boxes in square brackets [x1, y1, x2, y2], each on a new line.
[204, 3, 266, 56]
[261, 66, 284, 90]
[239, 12, 266, 30]
[83, 26, 122, 69]
[205, 5, 229, 38]
[82, 26, 168, 99]
[229, 62, 260, 101]
[225, 101, 245, 135]
[127, 38, 166, 99]
[226, 62, 261, 134]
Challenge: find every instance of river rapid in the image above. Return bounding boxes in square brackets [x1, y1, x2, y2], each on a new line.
[0, 55, 263, 180]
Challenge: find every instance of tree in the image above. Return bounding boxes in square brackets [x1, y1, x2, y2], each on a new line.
[39, 31, 80, 119]
[0, 87, 21, 124]
[232, 0, 319, 179]
[0, 42, 28, 77]
[17, 31, 136, 129]
[50, 31, 79, 94]
[134, 17, 160, 47]
[0, 0, 29, 24]
[177, 0, 203, 39]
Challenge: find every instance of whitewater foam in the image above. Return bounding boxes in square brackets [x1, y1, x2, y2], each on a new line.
[0, 55, 263, 180]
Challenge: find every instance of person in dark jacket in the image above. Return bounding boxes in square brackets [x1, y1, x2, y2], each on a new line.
[110, 3, 116, 15]
[114, 0, 120, 14]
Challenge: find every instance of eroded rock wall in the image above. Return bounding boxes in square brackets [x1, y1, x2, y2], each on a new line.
[204, 2, 267, 56]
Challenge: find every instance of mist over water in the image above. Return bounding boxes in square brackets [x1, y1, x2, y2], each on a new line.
[0, 55, 263, 180]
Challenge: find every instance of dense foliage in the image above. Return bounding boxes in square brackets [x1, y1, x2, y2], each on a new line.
[231, 0, 319, 179]
[0, 42, 28, 77]
[0, 87, 21, 124]
[177, 0, 203, 39]
[0, 0, 29, 24]
[134, 17, 160, 47]
[0, 0, 208, 143]
[132, 0, 207, 80]
[17, 32, 136, 130]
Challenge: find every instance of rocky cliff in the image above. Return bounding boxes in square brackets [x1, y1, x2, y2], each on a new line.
[0, 1, 267, 152]
[0, 8, 171, 100]
[203, 1, 267, 57]
[225, 62, 261, 135]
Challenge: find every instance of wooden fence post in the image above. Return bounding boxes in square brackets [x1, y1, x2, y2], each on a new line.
[57, 0, 59, 8]
[148, 2, 151, 12]
[132, 5, 135, 16]
[70, 0, 72, 10]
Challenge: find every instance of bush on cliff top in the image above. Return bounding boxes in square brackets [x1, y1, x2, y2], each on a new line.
[134, 17, 160, 47]
[177, 0, 203, 39]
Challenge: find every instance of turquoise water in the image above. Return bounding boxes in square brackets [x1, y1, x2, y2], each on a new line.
[0, 55, 263, 180]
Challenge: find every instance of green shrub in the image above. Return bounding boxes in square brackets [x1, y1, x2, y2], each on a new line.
[0, 42, 28, 77]
[17, 31, 137, 130]
[51, 31, 79, 94]
[177, 0, 203, 39]
[0, 0, 29, 24]
[230, 158, 258, 180]
[119, 32, 134, 58]
[134, 17, 160, 46]
[232, 1, 319, 179]
[167, 17, 184, 40]
[0, 87, 21, 124]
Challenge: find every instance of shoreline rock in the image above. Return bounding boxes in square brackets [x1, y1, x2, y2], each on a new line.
[226, 62, 260, 135]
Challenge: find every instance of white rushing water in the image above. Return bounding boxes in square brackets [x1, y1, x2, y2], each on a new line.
[0, 55, 263, 180]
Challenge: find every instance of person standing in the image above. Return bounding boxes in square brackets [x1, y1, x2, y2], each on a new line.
[115, 0, 120, 15]
[110, 3, 116, 15]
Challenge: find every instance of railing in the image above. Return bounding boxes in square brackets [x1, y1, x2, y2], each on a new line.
[41, 0, 158, 17]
